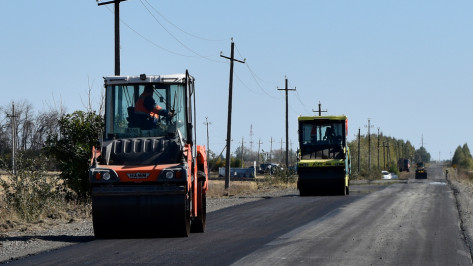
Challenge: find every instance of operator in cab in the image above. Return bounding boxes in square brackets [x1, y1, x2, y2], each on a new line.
[135, 85, 174, 123]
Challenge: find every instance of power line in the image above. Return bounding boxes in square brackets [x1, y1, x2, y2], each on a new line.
[102, 5, 194, 57]
[294, 90, 311, 114]
[234, 44, 279, 99]
[234, 73, 265, 95]
[143, 0, 227, 42]
[139, 0, 222, 63]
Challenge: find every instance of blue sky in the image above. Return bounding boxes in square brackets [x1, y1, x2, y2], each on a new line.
[2, 1, 473, 161]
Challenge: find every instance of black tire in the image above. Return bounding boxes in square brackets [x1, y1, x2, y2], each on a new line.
[181, 194, 191, 237]
[191, 181, 206, 233]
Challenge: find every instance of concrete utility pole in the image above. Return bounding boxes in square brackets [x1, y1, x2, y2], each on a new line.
[249, 124, 254, 150]
[312, 101, 327, 116]
[7, 103, 18, 175]
[203, 117, 211, 172]
[365, 119, 374, 170]
[257, 139, 262, 171]
[382, 141, 390, 169]
[357, 128, 361, 173]
[97, 0, 127, 76]
[203, 117, 211, 157]
[377, 128, 380, 171]
[240, 137, 244, 168]
[277, 77, 296, 180]
[220, 39, 245, 189]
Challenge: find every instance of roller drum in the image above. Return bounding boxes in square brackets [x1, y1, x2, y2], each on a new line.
[92, 185, 190, 238]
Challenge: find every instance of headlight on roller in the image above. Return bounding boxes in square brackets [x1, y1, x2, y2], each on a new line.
[89, 168, 118, 183]
[102, 172, 111, 180]
[165, 171, 174, 180]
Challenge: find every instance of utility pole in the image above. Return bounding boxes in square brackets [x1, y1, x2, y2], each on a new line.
[249, 124, 254, 151]
[382, 141, 390, 169]
[7, 103, 18, 175]
[257, 139, 262, 172]
[97, 0, 127, 76]
[220, 39, 245, 189]
[357, 128, 361, 173]
[240, 137, 244, 168]
[204, 117, 212, 159]
[277, 77, 296, 180]
[364, 119, 374, 170]
[312, 101, 327, 116]
[377, 128, 380, 171]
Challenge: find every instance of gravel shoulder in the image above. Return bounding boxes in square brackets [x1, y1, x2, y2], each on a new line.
[2, 179, 473, 264]
[449, 177, 473, 256]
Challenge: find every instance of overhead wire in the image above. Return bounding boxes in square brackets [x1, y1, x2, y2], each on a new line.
[103, 5, 193, 57]
[139, 0, 224, 63]
[234, 44, 280, 100]
[143, 0, 227, 42]
[234, 73, 264, 95]
[294, 90, 311, 114]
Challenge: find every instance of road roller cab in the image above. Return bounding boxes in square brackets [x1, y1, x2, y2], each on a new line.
[89, 71, 208, 238]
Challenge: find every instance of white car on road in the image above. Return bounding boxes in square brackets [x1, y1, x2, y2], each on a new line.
[382, 171, 392, 179]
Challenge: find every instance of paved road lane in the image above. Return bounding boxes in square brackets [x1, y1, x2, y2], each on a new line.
[234, 178, 470, 265]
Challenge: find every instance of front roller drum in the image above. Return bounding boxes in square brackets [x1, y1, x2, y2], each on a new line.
[92, 187, 190, 238]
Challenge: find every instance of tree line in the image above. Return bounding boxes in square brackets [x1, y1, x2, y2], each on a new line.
[452, 143, 473, 170]
[347, 133, 430, 179]
[0, 101, 62, 168]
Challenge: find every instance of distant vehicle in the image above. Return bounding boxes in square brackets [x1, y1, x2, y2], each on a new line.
[415, 162, 427, 179]
[397, 158, 410, 172]
[218, 167, 255, 178]
[296, 115, 351, 196]
[382, 171, 392, 180]
[258, 163, 281, 174]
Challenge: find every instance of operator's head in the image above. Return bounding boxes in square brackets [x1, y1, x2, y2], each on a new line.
[144, 84, 154, 93]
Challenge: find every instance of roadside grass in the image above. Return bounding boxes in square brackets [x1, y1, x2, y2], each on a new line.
[449, 168, 473, 189]
[207, 172, 297, 198]
[0, 156, 91, 232]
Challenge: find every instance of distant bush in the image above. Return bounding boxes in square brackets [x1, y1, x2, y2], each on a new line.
[261, 168, 297, 187]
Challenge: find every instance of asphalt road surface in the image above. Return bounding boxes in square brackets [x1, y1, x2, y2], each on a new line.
[12, 165, 472, 265]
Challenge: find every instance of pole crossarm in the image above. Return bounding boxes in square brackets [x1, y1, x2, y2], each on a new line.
[97, 0, 127, 6]
[312, 101, 327, 116]
[220, 54, 246, 64]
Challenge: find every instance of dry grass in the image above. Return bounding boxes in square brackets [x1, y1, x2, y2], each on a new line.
[449, 168, 473, 189]
[207, 174, 297, 198]
[207, 180, 259, 197]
